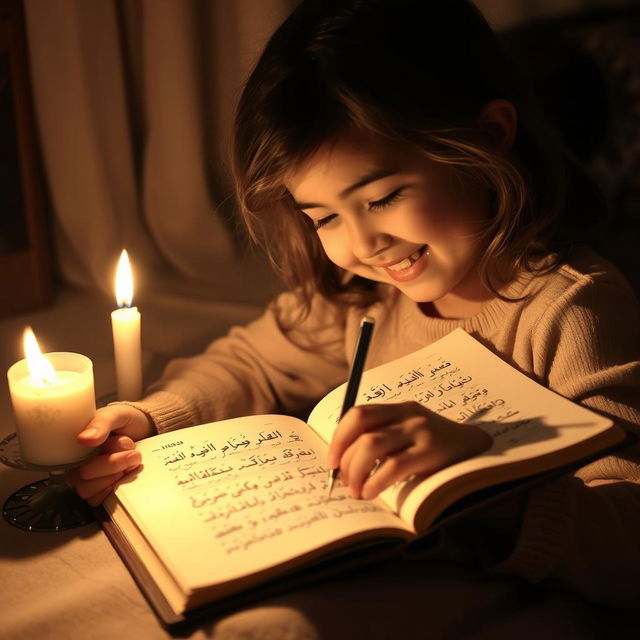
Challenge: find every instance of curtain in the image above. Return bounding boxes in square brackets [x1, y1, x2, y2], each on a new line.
[22, 0, 297, 303]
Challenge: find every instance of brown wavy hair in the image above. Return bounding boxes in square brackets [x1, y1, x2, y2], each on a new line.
[232, 0, 602, 319]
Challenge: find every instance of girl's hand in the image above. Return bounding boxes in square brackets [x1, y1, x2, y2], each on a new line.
[327, 401, 492, 500]
[67, 404, 155, 506]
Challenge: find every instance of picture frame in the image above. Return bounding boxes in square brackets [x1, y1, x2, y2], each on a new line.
[0, 0, 51, 318]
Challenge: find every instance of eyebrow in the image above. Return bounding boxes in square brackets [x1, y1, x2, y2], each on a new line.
[292, 168, 397, 210]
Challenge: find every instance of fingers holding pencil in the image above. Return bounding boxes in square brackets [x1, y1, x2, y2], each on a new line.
[329, 401, 493, 500]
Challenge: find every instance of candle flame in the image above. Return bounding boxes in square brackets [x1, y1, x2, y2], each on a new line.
[23, 327, 58, 385]
[115, 249, 134, 308]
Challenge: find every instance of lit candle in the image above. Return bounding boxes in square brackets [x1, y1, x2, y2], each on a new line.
[7, 328, 96, 466]
[111, 249, 142, 401]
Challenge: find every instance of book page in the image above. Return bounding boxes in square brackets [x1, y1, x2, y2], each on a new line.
[112, 415, 412, 593]
[307, 328, 616, 528]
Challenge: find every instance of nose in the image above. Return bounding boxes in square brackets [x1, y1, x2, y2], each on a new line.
[346, 216, 392, 260]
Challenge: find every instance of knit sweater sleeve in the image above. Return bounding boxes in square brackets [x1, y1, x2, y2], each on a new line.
[128, 291, 350, 433]
[492, 272, 640, 606]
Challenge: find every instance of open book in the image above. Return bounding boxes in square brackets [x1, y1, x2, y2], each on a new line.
[101, 329, 626, 626]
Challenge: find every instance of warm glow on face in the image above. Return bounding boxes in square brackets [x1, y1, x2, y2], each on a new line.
[115, 249, 134, 308]
[286, 134, 490, 312]
[23, 327, 57, 385]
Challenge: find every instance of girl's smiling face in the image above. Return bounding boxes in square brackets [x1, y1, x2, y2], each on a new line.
[286, 134, 494, 317]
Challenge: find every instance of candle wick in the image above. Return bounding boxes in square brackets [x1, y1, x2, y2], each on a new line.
[33, 374, 58, 388]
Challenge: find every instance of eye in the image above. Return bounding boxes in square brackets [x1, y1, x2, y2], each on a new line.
[368, 187, 406, 211]
[313, 213, 338, 230]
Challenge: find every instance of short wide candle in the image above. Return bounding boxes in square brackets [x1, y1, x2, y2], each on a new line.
[8, 352, 96, 466]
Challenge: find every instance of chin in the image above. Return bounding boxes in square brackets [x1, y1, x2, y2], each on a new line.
[393, 280, 454, 304]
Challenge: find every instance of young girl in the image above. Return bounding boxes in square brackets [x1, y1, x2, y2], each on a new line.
[70, 0, 640, 624]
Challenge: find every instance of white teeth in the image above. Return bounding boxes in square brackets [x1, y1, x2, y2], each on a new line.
[386, 248, 425, 272]
[388, 258, 412, 271]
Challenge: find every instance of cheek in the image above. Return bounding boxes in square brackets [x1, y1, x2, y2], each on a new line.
[413, 172, 489, 231]
[318, 232, 353, 268]
[397, 202, 449, 241]
[409, 197, 487, 242]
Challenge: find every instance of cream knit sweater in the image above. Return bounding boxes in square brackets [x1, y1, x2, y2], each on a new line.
[133, 246, 640, 606]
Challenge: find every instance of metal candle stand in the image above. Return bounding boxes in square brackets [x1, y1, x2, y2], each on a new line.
[0, 431, 95, 532]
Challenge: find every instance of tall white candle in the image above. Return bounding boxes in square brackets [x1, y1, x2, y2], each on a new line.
[111, 249, 143, 401]
[7, 328, 96, 466]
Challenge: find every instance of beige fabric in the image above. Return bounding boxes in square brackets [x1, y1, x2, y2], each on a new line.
[22, 0, 295, 302]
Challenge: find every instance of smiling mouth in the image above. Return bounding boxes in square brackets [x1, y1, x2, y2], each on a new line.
[386, 246, 427, 272]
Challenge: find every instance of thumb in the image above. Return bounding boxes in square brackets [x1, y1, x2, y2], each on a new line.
[76, 405, 131, 447]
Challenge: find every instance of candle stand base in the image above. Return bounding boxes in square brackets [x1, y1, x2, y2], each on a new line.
[0, 432, 95, 532]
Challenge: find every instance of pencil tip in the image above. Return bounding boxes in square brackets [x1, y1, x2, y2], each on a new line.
[327, 469, 335, 498]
